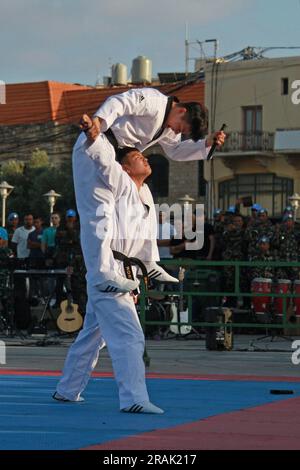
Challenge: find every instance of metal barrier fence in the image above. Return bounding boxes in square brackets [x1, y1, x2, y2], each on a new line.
[138, 260, 300, 332]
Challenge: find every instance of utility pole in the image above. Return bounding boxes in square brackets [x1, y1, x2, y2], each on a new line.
[185, 22, 189, 75]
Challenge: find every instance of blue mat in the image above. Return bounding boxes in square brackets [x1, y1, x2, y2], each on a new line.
[0, 375, 300, 449]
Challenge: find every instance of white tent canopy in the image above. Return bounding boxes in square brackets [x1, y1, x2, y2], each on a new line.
[274, 130, 300, 152]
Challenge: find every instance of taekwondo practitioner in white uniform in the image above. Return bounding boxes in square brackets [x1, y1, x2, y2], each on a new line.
[54, 135, 165, 413]
[82, 87, 225, 289]
[53, 88, 225, 413]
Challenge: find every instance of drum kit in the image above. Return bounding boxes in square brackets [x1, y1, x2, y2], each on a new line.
[0, 258, 69, 341]
[144, 291, 179, 338]
[251, 277, 300, 321]
[142, 266, 202, 339]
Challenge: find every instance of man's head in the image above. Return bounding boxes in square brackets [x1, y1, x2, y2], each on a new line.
[213, 209, 224, 222]
[233, 215, 244, 230]
[33, 217, 43, 230]
[166, 102, 208, 141]
[283, 213, 294, 229]
[251, 204, 262, 218]
[284, 205, 293, 215]
[66, 209, 77, 225]
[24, 214, 33, 229]
[258, 236, 270, 253]
[117, 147, 152, 180]
[8, 212, 19, 227]
[50, 212, 60, 227]
[258, 208, 268, 223]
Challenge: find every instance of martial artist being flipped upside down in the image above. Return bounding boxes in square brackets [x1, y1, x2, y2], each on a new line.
[53, 88, 226, 413]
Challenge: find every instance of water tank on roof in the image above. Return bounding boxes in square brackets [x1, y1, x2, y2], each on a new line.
[131, 55, 152, 84]
[112, 63, 127, 86]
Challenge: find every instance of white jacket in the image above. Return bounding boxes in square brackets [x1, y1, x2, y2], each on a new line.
[94, 87, 209, 161]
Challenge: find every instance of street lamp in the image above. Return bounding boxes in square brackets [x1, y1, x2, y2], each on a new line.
[178, 194, 195, 210]
[288, 193, 300, 221]
[43, 189, 61, 224]
[0, 181, 14, 227]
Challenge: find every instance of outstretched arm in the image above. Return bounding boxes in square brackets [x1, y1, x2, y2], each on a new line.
[79, 114, 130, 197]
[160, 131, 226, 161]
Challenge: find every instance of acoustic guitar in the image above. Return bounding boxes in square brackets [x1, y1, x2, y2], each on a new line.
[57, 271, 83, 333]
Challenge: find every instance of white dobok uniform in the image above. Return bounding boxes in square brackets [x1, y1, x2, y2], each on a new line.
[56, 133, 157, 407]
[56, 88, 209, 408]
[91, 87, 209, 285]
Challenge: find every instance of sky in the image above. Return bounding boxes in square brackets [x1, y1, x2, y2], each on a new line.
[1, 0, 300, 86]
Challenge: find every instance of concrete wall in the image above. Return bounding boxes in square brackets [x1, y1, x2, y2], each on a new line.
[0, 122, 78, 164]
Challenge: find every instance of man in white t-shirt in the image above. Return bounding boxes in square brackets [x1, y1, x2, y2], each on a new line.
[11, 214, 35, 258]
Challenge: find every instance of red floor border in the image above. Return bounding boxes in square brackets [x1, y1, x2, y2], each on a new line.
[0, 368, 300, 382]
[83, 396, 300, 450]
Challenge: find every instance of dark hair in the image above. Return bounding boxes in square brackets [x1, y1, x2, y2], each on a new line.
[177, 102, 209, 141]
[116, 147, 140, 164]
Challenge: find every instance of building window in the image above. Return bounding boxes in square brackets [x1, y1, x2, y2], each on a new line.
[219, 174, 294, 217]
[243, 106, 262, 133]
[146, 154, 169, 198]
[281, 78, 289, 96]
[198, 161, 206, 196]
[242, 106, 263, 150]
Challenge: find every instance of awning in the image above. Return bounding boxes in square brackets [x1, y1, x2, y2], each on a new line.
[274, 130, 300, 152]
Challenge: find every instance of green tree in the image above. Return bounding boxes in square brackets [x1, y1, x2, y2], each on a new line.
[3, 149, 76, 224]
[28, 148, 49, 169]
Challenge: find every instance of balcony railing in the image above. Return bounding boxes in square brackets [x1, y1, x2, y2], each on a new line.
[221, 131, 275, 153]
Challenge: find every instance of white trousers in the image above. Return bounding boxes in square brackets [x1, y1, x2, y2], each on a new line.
[56, 287, 149, 409]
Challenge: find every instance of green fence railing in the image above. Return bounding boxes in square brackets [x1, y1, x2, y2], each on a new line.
[138, 260, 300, 332]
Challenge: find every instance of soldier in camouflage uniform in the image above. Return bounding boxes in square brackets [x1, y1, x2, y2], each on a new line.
[221, 214, 246, 306]
[249, 236, 275, 281]
[273, 213, 299, 281]
[247, 203, 262, 228]
[55, 210, 87, 318]
[245, 208, 275, 260]
[213, 209, 225, 260]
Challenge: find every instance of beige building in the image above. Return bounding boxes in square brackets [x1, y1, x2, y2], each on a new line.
[204, 56, 300, 217]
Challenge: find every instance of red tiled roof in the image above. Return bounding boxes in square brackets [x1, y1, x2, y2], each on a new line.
[0, 80, 205, 126]
[61, 81, 205, 124]
[0, 81, 90, 126]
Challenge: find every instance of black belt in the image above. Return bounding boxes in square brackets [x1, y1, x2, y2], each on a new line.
[113, 250, 148, 295]
[104, 128, 119, 153]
